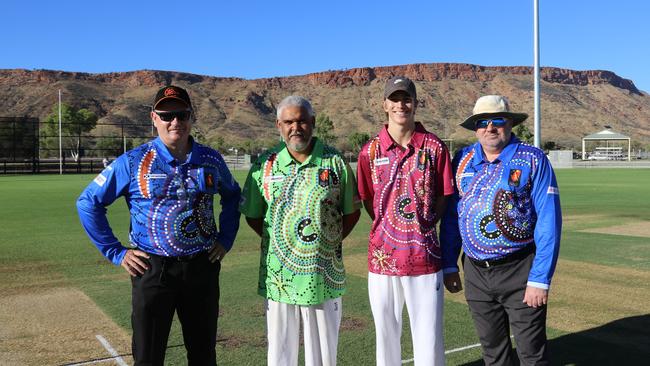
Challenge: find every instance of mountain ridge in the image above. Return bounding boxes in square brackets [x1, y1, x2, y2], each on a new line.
[1, 63, 648, 150]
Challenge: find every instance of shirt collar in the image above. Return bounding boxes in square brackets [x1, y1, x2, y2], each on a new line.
[153, 136, 198, 164]
[378, 122, 427, 151]
[472, 135, 521, 166]
[276, 137, 324, 167]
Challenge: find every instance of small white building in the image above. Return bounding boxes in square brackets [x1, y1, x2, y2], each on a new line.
[581, 129, 631, 161]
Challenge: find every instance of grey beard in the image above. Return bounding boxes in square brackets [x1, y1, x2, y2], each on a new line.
[285, 136, 312, 152]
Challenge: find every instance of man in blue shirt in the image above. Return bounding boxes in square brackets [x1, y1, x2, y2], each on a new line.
[440, 95, 561, 366]
[77, 85, 241, 365]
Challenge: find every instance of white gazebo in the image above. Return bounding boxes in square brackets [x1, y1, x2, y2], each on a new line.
[581, 129, 631, 161]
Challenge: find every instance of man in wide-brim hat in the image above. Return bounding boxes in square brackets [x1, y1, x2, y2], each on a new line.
[441, 95, 563, 365]
[459, 94, 529, 131]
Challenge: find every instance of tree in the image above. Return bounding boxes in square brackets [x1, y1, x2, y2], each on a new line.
[235, 137, 277, 155]
[208, 136, 226, 152]
[94, 133, 123, 158]
[315, 113, 336, 145]
[513, 123, 533, 144]
[542, 140, 557, 152]
[42, 103, 98, 160]
[348, 132, 370, 154]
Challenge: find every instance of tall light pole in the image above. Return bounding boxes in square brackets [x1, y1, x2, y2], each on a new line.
[58, 89, 63, 174]
[534, 0, 541, 148]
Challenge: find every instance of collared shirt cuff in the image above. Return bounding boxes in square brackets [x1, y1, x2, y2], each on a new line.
[527, 281, 549, 290]
[443, 267, 459, 274]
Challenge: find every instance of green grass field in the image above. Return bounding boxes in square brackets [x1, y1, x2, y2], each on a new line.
[1, 169, 649, 365]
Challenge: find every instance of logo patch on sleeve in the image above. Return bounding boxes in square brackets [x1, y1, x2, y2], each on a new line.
[93, 173, 107, 187]
[547, 186, 559, 195]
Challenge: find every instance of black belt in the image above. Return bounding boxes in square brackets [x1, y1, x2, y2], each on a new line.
[154, 250, 207, 262]
[468, 245, 535, 268]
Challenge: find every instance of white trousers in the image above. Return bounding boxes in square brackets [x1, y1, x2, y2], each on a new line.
[368, 271, 445, 366]
[266, 297, 342, 366]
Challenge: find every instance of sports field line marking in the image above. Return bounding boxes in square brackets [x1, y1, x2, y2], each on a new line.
[61, 342, 187, 365]
[63, 334, 128, 366]
[95, 334, 128, 366]
[401, 342, 482, 364]
[63, 335, 128, 366]
[401, 336, 514, 364]
[69, 334, 128, 366]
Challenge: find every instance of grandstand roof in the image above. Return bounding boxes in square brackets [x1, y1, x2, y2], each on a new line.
[583, 129, 630, 140]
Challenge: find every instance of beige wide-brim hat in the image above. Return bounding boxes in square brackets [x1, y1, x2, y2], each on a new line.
[460, 95, 528, 131]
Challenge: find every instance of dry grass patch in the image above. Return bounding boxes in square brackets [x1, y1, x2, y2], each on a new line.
[347, 252, 649, 338]
[218, 334, 266, 349]
[340, 315, 368, 331]
[444, 258, 649, 335]
[0, 287, 132, 365]
[549, 259, 649, 333]
[0, 262, 70, 296]
[579, 220, 650, 238]
[562, 214, 610, 230]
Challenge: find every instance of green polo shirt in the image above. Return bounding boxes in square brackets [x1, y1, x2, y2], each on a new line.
[240, 138, 360, 305]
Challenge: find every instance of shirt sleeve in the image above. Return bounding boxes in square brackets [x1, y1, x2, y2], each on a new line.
[239, 161, 265, 219]
[439, 150, 464, 272]
[214, 156, 242, 252]
[356, 148, 373, 201]
[76, 156, 131, 266]
[435, 142, 454, 197]
[528, 153, 562, 288]
[340, 162, 362, 215]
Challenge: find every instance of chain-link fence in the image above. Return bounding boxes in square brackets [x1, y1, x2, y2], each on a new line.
[0, 117, 152, 174]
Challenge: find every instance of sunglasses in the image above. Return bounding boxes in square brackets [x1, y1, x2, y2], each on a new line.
[475, 117, 508, 129]
[154, 110, 192, 122]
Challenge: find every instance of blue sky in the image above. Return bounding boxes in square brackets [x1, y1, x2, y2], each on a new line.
[4, 0, 649, 92]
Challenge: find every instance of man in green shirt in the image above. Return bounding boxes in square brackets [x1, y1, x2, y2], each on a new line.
[240, 95, 361, 366]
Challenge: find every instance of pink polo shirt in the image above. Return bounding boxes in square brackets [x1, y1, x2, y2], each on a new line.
[357, 123, 453, 275]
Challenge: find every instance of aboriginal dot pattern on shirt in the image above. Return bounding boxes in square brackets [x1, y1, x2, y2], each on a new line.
[242, 141, 358, 305]
[455, 144, 540, 260]
[126, 142, 225, 256]
[358, 125, 452, 276]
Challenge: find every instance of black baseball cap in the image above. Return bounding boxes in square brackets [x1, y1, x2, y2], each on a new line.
[384, 76, 417, 100]
[152, 85, 193, 110]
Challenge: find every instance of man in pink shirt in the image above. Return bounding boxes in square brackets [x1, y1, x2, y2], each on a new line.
[357, 76, 455, 366]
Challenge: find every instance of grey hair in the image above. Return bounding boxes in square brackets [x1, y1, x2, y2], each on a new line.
[276, 95, 315, 119]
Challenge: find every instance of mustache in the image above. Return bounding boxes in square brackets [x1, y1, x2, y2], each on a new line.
[289, 132, 304, 138]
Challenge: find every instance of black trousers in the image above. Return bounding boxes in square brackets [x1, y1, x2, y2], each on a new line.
[131, 252, 221, 366]
[463, 252, 549, 366]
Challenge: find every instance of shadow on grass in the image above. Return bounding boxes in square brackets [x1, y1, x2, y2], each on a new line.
[459, 314, 650, 366]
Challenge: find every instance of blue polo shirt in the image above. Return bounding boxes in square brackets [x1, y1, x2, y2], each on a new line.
[77, 137, 241, 265]
[440, 136, 562, 289]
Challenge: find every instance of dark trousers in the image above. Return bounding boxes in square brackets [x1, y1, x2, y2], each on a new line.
[131, 252, 221, 366]
[463, 252, 548, 366]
